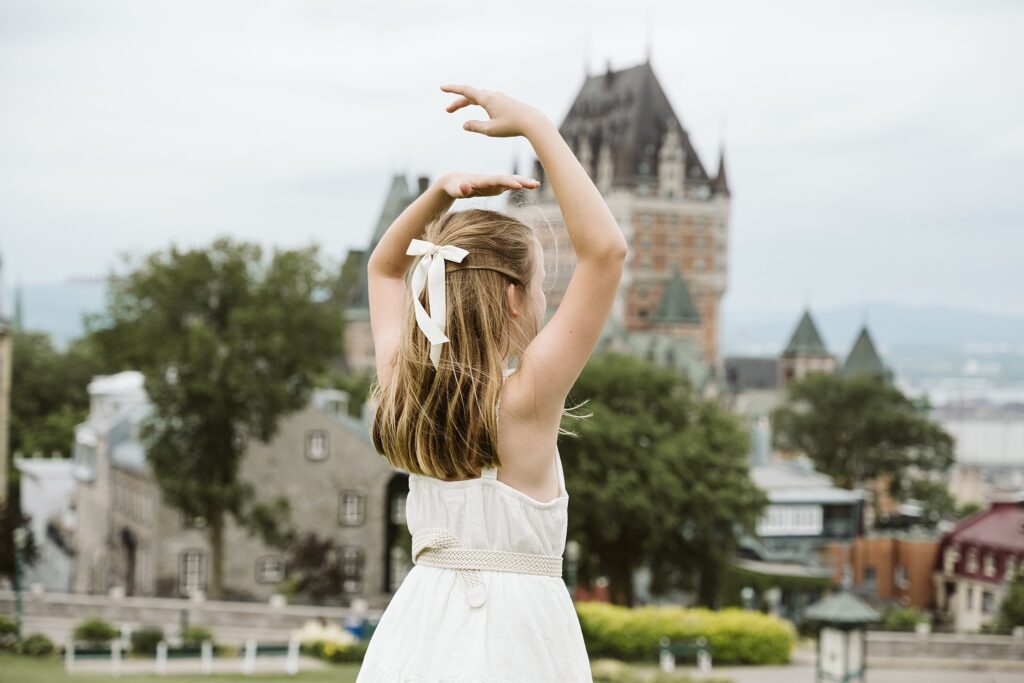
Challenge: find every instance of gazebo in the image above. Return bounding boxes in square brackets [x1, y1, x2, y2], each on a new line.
[805, 590, 881, 683]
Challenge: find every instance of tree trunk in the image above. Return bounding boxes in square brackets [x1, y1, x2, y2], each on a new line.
[208, 511, 225, 599]
[608, 562, 634, 606]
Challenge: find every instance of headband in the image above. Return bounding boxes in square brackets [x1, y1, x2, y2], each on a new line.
[406, 238, 470, 369]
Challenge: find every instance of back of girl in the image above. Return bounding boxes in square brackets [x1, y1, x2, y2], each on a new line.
[358, 84, 628, 682]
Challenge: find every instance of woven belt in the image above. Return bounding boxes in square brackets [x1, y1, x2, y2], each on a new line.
[411, 527, 564, 608]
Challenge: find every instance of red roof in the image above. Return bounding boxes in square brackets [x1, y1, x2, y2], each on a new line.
[947, 499, 1024, 552]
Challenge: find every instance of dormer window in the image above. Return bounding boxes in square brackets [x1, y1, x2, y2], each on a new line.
[966, 547, 979, 573]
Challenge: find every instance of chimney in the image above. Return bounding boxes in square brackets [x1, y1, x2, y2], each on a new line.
[417, 176, 430, 195]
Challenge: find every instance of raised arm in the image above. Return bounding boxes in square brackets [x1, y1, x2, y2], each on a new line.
[367, 172, 539, 387]
[442, 85, 628, 419]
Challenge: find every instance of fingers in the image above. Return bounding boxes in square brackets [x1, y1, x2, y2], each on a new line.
[462, 120, 492, 135]
[446, 96, 472, 113]
[441, 84, 483, 101]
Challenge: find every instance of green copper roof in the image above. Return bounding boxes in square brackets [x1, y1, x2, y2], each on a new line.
[805, 590, 881, 625]
[652, 266, 701, 325]
[841, 327, 890, 381]
[782, 310, 830, 357]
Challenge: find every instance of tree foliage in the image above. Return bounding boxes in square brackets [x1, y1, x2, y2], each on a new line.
[559, 352, 767, 607]
[84, 237, 344, 597]
[771, 373, 954, 495]
[10, 330, 103, 458]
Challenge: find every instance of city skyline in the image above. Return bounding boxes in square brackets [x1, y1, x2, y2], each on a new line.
[2, 1, 1022, 319]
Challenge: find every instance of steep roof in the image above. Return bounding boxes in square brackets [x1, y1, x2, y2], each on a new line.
[841, 326, 890, 381]
[652, 266, 701, 325]
[347, 175, 416, 310]
[782, 310, 830, 358]
[554, 60, 711, 190]
[944, 498, 1024, 552]
[711, 146, 730, 196]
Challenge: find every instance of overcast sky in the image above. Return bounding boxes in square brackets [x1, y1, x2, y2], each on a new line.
[1, 0, 1022, 321]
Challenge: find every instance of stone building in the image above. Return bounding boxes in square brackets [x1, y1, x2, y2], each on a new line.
[508, 59, 731, 381]
[72, 371, 407, 608]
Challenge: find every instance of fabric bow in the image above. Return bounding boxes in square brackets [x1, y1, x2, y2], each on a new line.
[406, 237, 470, 369]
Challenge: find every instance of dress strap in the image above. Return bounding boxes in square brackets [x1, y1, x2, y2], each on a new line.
[480, 466, 498, 480]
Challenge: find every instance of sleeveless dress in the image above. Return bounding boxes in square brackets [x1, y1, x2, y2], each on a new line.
[356, 368, 593, 682]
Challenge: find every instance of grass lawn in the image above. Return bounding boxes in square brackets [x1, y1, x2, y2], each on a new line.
[0, 654, 362, 683]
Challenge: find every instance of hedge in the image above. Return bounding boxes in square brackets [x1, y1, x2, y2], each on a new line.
[576, 602, 796, 665]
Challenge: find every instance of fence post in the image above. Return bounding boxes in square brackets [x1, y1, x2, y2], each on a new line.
[658, 637, 675, 672]
[241, 639, 256, 675]
[286, 637, 300, 675]
[201, 639, 213, 675]
[155, 640, 168, 676]
[111, 639, 122, 677]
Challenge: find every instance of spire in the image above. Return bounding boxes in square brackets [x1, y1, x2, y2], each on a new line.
[13, 283, 22, 330]
[841, 326, 891, 381]
[711, 144, 730, 196]
[782, 309, 830, 357]
[652, 265, 701, 325]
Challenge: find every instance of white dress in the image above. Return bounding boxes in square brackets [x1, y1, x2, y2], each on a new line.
[356, 370, 593, 682]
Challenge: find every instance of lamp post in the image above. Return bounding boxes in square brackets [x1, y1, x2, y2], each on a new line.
[565, 540, 580, 601]
[805, 590, 881, 683]
[12, 526, 27, 637]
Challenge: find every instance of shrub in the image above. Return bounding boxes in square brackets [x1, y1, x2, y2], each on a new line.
[576, 602, 795, 665]
[20, 633, 55, 657]
[880, 606, 929, 632]
[182, 625, 215, 649]
[130, 626, 164, 655]
[0, 614, 18, 652]
[73, 617, 118, 645]
[319, 639, 369, 664]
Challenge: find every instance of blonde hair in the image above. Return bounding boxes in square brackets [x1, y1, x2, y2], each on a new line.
[370, 208, 587, 480]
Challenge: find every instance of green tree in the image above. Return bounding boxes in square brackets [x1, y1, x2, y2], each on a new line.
[10, 330, 104, 458]
[771, 373, 954, 497]
[84, 237, 344, 598]
[560, 352, 767, 607]
[993, 569, 1024, 634]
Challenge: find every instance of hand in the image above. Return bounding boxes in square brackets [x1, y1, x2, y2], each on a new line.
[437, 172, 540, 199]
[441, 84, 548, 138]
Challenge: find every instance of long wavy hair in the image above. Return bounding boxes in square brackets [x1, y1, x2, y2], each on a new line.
[369, 208, 586, 480]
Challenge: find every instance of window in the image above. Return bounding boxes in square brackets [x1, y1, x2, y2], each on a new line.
[305, 430, 329, 461]
[944, 546, 959, 574]
[695, 259, 705, 273]
[864, 566, 877, 584]
[340, 546, 365, 594]
[894, 565, 908, 589]
[256, 556, 286, 584]
[696, 237, 706, 250]
[640, 235, 651, 248]
[179, 550, 207, 596]
[390, 495, 407, 525]
[966, 548, 979, 573]
[638, 286, 649, 299]
[697, 216, 709, 231]
[983, 552, 996, 577]
[982, 591, 995, 614]
[1006, 555, 1018, 581]
[966, 585, 975, 610]
[339, 491, 366, 526]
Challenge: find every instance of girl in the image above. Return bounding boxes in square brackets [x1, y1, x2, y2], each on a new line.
[358, 84, 628, 682]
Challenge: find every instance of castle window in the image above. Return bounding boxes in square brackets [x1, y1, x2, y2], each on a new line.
[305, 430, 329, 461]
[339, 491, 366, 526]
[256, 556, 285, 584]
[340, 546, 365, 594]
[178, 550, 207, 596]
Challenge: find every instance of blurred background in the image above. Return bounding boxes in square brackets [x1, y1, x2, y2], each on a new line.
[1, 1, 1023, 681]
